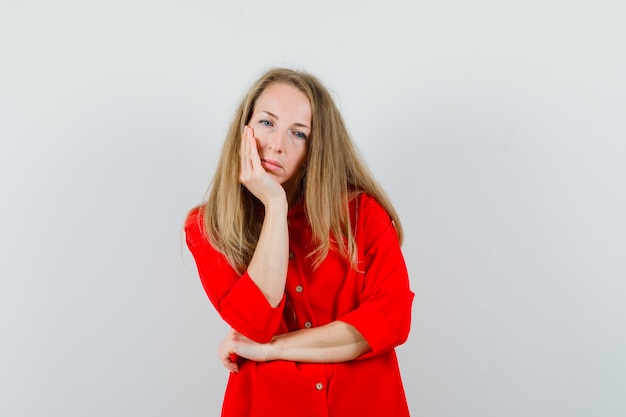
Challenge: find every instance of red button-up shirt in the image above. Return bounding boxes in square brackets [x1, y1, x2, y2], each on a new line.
[185, 193, 414, 417]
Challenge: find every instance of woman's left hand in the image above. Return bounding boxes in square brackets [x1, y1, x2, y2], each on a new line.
[218, 329, 274, 372]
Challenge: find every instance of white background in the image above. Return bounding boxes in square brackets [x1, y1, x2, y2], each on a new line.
[1, 1, 625, 416]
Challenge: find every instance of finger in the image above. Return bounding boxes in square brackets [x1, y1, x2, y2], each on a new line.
[239, 127, 246, 155]
[221, 355, 239, 373]
[241, 127, 264, 179]
[245, 127, 259, 170]
[218, 329, 240, 373]
[245, 130, 263, 171]
[243, 126, 251, 154]
[218, 346, 239, 373]
[240, 127, 253, 177]
[225, 355, 239, 373]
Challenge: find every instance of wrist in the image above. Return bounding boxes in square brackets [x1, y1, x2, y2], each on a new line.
[264, 196, 288, 213]
[267, 334, 285, 361]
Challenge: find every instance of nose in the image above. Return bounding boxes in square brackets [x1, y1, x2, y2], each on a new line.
[265, 128, 287, 152]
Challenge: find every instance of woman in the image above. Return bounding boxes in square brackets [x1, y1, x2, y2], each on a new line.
[185, 68, 414, 416]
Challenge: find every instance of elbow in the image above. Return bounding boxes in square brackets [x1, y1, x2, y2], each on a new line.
[343, 323, 373, 361]
[351, 339, 372, 361]
[395, 294, 414, 347]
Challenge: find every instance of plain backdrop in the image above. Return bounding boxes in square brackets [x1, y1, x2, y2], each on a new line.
[1, 1, 625, 416]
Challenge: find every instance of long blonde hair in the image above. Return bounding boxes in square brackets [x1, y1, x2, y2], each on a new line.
[200, 68, 403, 274]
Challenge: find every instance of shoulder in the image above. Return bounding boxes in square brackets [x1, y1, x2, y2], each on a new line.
[350, 193, 402, 254]
[351, 193, 392, 223]
[184, 205, 208, 248]
[184, 205, 203, 229]
[350, 192, 396, 240]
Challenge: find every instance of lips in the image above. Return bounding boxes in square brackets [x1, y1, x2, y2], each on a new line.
[261, 159, 282, 171]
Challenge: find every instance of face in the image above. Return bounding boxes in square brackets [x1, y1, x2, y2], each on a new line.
[248, 82, 311, 200]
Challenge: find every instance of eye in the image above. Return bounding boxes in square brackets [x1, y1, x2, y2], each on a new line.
[293, 130, 307, 140]
[259, 120, 273, 127]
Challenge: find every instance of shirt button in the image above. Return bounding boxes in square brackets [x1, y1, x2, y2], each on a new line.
[304, 321, 312, 328]
[315, 382, 324, 390]
[295, 285, 303, 293]
[288, 252, 294, 260]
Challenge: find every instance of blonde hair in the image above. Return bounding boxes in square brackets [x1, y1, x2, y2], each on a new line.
[200, 68, 403, 274]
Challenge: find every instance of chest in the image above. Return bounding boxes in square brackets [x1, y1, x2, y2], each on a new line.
[283, 217, 365, 330]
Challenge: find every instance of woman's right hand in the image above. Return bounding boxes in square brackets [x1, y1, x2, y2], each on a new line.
[218, 328, 276, 373]
[239, 125, 286, 207]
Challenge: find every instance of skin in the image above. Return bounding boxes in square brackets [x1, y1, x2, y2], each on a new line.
[240, 83, 311, 308]
[219, 323, 370, 373]
[220, 82, 370, 373]
[241, 81, 310, 207]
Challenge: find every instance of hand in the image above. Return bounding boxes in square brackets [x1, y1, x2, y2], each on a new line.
[239, 126, 286, 207]
[218, 328, 275, 373]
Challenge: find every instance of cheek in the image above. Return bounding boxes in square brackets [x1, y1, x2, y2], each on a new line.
[296, 147, 308, 168]
[253, 134, 265, 150]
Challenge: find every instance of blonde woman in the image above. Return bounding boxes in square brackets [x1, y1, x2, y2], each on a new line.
[185, 68, 414, 416]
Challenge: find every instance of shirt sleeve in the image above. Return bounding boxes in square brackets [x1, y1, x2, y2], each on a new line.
[338, 195, 415, 359]
[184, 208, 286, 343]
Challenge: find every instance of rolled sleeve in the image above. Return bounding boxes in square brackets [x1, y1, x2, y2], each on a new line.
[185, 208, 285, 343]
[219, 272, 286, 342]
[340, 287, 414, 359]
[338, 195, 414, 359]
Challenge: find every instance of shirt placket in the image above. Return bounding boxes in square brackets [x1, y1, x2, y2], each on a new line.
[286, 212, 330, 415]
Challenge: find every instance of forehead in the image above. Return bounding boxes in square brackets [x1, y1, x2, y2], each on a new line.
[255, 82, 312, 123]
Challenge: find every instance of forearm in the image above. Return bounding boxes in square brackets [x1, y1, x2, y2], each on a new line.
[219, 321, 371, 372]
[246, 200, 289, 307]
[269, 321, 371, 363]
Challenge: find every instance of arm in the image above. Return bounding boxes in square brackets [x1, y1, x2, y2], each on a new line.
[185, 210, 287, 343]
[218, 321, 371, 372]
[245, 201, 288, 307]
[337, 195, 414, 360]
[239, 125, 289, 307]
[271, 321, 370, 362]
[184, 126, 290, 342]
[216, 194, 414, 369]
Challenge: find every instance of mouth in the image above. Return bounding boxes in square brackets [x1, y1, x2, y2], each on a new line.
[260, 158, 282, 171]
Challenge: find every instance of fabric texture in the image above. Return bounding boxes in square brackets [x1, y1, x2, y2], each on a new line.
[185, 193, 414, 417]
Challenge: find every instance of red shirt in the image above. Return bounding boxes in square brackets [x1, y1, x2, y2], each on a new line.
[185, 193, 414, 417]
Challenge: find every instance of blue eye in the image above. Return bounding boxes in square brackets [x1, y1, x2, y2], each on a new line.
[259, 120, 273, 127]
[293, 131, 307, 139]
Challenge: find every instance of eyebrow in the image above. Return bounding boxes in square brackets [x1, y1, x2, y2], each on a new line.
[259, 110, 311, 130]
